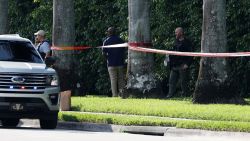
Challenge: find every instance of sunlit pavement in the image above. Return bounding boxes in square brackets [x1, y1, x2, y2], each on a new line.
[0, 119, 249, 141]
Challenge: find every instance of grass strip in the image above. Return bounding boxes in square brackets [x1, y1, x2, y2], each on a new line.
[71, 96, 250, 122]
[59, 112, 250, 132]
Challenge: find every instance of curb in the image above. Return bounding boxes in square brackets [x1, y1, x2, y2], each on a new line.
[57, 121, 250, 137]
[57, 121, 169, 135]
[57, 121, 122, 132]
[57, 121, 172, 136]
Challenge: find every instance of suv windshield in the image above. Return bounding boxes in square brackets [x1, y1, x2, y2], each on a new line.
[0, 40, 43, 63]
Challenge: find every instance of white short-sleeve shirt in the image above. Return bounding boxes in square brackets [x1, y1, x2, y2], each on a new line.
[38, 41, 50, 53]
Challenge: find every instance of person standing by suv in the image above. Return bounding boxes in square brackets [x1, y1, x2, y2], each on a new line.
[34, 30, 51, 59]
[102, 27, 126, 97]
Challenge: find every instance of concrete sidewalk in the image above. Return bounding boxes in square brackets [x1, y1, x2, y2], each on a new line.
[15, 119, 250, 140]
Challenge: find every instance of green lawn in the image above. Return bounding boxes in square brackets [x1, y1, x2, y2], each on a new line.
[58, 96, 250, 132]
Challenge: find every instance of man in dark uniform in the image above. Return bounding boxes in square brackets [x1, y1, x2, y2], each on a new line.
[166, 27, 193, 98]
[102, 27, 126, 97]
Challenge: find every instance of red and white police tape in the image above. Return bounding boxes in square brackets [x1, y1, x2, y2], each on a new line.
[51, 43, 128, 50]
[51, 42, 250, 58]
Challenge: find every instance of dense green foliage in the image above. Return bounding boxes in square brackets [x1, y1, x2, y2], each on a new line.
[9, 0, 52, 40]
[8, 0, 250, 96]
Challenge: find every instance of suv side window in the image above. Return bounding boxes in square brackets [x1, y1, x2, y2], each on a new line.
[0, 42, 14, 60]
[0, 41, 43, 63]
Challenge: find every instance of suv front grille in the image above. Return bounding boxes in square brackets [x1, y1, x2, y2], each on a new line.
[0, 73, 48, 94]
[0, 97, 44, 103]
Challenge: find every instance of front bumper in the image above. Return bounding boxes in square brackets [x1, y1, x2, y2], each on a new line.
[0, 87, 60, 119]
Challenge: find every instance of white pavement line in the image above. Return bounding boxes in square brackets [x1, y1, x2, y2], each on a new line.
[165, 127, 250, 137]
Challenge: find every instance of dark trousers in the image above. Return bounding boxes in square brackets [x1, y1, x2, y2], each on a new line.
[168, 68, 188, 97]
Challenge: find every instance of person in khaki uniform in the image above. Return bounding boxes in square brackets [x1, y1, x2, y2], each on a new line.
[102, 27, 126, 97]
[166, 27, 193, 98]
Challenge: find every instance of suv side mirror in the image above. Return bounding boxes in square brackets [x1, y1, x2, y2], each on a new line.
[45, 56, 56, 67]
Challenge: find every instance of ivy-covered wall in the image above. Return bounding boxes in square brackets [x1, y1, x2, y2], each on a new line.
[8, 0, 250, 96]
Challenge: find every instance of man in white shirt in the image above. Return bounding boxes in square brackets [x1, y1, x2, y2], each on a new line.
[34, 30, 51, 59]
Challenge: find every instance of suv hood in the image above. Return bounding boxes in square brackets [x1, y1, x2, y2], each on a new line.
[0, 61, 55, 74]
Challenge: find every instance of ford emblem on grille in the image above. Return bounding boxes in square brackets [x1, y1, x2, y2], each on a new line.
[11, 76, 26, 83]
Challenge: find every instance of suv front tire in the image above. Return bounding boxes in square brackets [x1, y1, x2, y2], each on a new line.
[1, 118, 20, 127]
[40, 116, 58, 129]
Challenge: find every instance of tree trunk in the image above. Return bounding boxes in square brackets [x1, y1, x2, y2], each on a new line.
[126, 0, 161, 98]
[193, 0, 244, 104]
[0, 0, 8, 34]
[53, 0, 76, 110]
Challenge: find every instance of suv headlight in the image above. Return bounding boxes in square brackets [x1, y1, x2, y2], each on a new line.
[46, 75, 59, 86]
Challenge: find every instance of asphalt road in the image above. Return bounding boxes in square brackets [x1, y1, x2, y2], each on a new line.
[0, 119, 249, 141]
[1, 127, 249, 141]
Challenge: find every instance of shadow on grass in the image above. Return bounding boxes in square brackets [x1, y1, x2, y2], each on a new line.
[61, 114, 79, 122]
[71, 105, 81, 111]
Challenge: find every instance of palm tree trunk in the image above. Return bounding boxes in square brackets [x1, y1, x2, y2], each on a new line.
[53, 0, 76, 110]
[0, 0, 8, 34]
[193, 0, 244, 104]
[125, 0, 161, 98]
